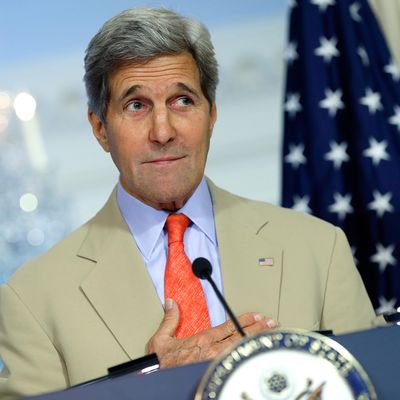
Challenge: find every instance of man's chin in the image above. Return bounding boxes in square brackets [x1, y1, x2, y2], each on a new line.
[146, 185, 198, 210]
[121, 174, 202, 209]
[151, 191, 192, 211]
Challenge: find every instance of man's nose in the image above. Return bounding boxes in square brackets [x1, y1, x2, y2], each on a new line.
[149, 107, 176, 145]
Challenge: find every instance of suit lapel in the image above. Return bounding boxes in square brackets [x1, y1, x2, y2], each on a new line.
[76, 181, 283, 356]
[209, 182, 283, 321]
[78, 190, 163, 359]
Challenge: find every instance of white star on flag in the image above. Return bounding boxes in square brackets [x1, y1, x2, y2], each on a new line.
[389, 105, 400, 131]
[285, 41, 299, 65]
[384, 59, 400, 82]
[349, 2, 362, 22]
[319, 88, 345, 117]
[363, 137, 390, 166]
[376, 296, 397, 315]
[370, 243, 396, 272]
[285, 143, 307, 169]
[357, 46, 369, 66]
[292, 195, 312, 214]
[285, 92, 302, 118]
[314, 37, 340, 63]
[311, 0, 335, 12]
[360, 87, 383, 114]
[368, 191, 394, 217]
[288, 0, 297, 8]
[328, 192, 354, 220]
[324, 141, 350, 169]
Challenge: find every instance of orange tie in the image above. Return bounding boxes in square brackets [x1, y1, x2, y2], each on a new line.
[164, 213, 211, 338]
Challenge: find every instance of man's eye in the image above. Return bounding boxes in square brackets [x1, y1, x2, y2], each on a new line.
[176, 97, 193, 107]
[126, 101, 144, 111]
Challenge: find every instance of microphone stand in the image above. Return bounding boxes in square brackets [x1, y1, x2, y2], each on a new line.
[203, 274, 246, 338]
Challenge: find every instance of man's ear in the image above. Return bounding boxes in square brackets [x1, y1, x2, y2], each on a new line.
[209, 103, 217, 136]
[88, 111, 110, 152]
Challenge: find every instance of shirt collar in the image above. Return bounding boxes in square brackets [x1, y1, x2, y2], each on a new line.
[116, 177, 216, 261]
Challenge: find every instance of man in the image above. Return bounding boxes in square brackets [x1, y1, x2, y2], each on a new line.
[0, 7, 378, 399]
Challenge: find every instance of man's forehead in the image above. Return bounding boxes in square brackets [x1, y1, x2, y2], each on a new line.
[108, 53, 201, 95]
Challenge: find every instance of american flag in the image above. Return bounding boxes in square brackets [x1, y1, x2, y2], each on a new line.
[281, 0, 400, 314]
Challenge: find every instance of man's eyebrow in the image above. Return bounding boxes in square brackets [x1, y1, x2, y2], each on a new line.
[176, 82, 200, 98]
[118, 84, 142, 102]
[117, 82, 200, 102]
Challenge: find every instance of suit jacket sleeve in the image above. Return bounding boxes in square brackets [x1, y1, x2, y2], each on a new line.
[0, 283, 68, 400]
[321, 227, 377, 333]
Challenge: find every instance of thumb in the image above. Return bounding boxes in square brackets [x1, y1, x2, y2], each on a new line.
[158, 298, 180, 338]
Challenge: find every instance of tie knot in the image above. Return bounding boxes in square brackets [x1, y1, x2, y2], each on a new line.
[166, 214, 190, 245]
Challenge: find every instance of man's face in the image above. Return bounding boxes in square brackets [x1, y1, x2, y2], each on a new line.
[89, 53, 217, 210]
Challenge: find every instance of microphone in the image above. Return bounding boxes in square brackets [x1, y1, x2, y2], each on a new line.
[192, 257, 246, 338]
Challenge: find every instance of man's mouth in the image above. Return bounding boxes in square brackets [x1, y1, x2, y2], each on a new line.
[143, 156, 185, 165]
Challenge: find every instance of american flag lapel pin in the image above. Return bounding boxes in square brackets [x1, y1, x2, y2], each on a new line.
[258, 257, 274, 267]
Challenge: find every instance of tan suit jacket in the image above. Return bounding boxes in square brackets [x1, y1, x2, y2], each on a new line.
[0, 181, 377, 399]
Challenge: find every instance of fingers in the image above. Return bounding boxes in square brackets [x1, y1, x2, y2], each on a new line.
[243, 317, 277, 335]
[220, 315, 279, 347]
[181, 315, 278, 363]
[210, 312, 278, 342]
[237, 312, 271, 329]
[156, 298, 180, 338]
[146, 299, 179, 354]
[148, 308, 279, 370]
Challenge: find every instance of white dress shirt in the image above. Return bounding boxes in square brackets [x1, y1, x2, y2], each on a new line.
[116, 178, 226, 327]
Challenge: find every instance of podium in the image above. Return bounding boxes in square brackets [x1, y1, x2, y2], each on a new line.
[26, 325, 400, 400]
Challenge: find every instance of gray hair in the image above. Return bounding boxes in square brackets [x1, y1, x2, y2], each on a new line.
[84, 7, 219, 122]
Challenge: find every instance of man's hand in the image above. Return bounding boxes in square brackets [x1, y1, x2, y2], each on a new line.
[146, 298, 277, 368]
